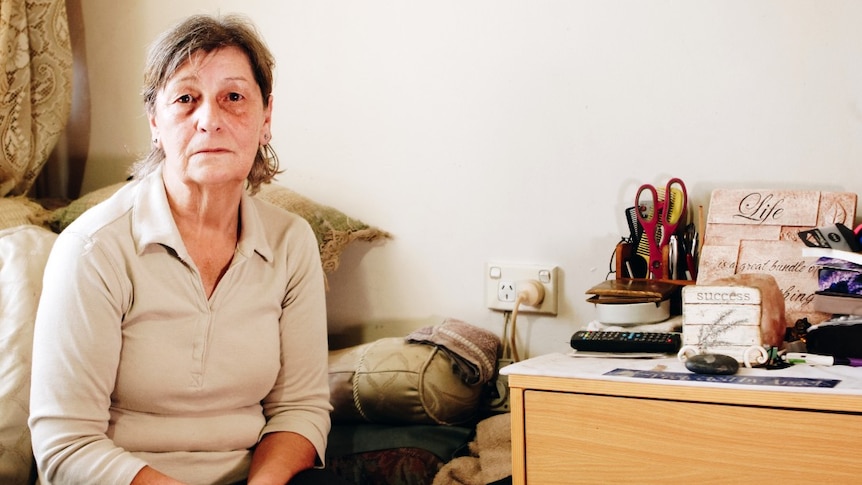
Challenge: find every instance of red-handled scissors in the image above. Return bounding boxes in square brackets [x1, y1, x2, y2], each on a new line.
[635, 178, 688, 279]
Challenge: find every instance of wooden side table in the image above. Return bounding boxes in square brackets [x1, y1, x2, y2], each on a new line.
[502, 353, 862, 484]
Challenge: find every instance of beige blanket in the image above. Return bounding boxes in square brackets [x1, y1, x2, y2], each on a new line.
[432, 413, 512, 485]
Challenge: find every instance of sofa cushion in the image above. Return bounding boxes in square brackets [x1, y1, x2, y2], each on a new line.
[0, 225, 57, 484]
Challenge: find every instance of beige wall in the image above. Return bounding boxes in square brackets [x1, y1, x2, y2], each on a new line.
[80, 0, 862, 357]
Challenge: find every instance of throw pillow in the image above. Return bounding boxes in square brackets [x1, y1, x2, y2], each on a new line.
[0, 225, 57, 483]
[256, 184, 390, 274]
[48, 182, 126, 232]
[329, 337, 485, 426]
[50, 182, 389, 274]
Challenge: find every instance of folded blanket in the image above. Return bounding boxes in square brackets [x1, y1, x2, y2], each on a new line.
[434, 456, 482, 485]
[432, 413, 512, 485]
[406, 318, 501, 385]
[472, 413, 512, 483]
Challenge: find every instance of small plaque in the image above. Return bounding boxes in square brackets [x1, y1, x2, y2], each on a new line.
[682, 285, 763, 362]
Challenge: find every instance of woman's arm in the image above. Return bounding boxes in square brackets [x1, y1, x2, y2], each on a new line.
[29, 230, 148, 484]
[247, 431, 317, 485]
[257, 216, 332, 463]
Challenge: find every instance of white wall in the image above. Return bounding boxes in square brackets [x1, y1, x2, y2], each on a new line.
[80, 1, 862, 357]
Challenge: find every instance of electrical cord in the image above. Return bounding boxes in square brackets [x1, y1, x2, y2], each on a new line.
[510, 295, 525, 362]
[500, 311, 512, 361]
[507, 280, 545, 362]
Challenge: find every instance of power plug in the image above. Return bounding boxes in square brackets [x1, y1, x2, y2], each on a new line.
[517, 279, 545, 307]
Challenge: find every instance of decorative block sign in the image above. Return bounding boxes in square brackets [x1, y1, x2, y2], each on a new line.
[697, 189, 856, 325]
[682, 285, 764, 363]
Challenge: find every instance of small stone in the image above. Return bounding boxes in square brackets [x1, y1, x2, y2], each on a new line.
[685, 353, 740, 375]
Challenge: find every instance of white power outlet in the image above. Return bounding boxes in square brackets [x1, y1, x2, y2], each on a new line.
[485, 263, 559, 315]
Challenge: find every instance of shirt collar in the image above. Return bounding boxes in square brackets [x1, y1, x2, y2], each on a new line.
[237, 189, 273, 263]
[131, 166, 273, 263]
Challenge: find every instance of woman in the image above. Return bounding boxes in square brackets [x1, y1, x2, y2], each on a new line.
[29, 14, 338, 485]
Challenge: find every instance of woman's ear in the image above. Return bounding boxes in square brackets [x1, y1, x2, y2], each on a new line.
[260, 94, 274, 145]
[148, 113, 160, 147]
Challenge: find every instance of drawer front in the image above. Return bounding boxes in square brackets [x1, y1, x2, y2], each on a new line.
[523, 389, 862, 484]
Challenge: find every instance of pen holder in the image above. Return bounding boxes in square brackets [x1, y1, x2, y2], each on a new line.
[615, 242, 694, 282]
[613, 242, 694, 315]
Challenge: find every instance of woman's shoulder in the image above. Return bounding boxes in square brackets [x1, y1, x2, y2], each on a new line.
[246, 194, 317, 248]
[60, 180, 139, 237]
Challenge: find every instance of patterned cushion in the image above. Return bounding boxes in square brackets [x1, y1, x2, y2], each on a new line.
[326, 423, 474, 485]
[327, 448, 444, 485]
[256, 184, 390, 274]
[48, 181, 126, 231]
[0, 225, 57, 483]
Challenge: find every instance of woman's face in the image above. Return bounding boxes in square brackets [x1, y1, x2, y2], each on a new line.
[149, 46, 272, 190]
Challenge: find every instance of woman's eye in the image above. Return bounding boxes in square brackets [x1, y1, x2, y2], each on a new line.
[228, 92, 243, 102]
[177, 94, 193, 104]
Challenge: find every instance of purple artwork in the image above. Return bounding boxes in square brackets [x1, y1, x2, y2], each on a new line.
[816, 258, 862, 295]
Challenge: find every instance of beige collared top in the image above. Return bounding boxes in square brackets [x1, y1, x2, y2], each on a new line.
[29, 168, 331, 485]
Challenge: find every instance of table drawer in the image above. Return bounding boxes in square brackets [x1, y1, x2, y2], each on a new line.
[523, 389, 862, 484]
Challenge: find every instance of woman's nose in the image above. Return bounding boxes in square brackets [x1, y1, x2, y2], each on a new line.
[196, 98, 223, 132]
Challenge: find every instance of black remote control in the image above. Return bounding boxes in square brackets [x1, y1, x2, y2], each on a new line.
[570, 330, 681, 354]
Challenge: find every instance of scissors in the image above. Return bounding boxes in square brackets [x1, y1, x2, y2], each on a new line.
[635, 178, 688, 279]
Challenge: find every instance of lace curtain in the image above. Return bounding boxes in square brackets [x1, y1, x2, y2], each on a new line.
[0, 0, 72, 197]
